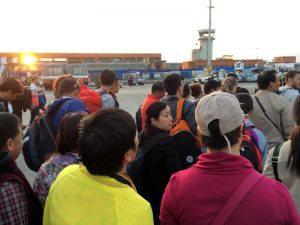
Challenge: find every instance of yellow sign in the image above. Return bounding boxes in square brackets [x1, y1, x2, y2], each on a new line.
[143, 58, 149, 64]
[207, 65, 213, 71]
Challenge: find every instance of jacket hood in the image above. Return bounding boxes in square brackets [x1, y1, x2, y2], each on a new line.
[280, 85, 295, 93]
[0, 151, 12, 168]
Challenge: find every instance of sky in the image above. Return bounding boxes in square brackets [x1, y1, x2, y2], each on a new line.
[1, 0, 299, 63]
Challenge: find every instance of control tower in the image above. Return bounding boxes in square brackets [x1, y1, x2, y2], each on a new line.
[197, 29, 215, 60]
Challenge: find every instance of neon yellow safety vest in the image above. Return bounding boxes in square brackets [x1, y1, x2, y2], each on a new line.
[43, 165, 154, 225]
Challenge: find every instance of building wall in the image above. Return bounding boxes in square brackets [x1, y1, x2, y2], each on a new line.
[0, 52, 161, 63]
[273, 56, 296, 63]
[182, 59, 264, 69]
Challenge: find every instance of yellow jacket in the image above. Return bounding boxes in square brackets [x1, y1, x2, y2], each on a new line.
[43, 165, 154, 225]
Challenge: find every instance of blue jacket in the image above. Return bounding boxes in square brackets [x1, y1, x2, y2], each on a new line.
[49, 97, 88, 132]
[244, 118, 268, 167]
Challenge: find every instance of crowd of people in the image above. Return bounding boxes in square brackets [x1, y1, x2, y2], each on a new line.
[0, 69, 300, 225]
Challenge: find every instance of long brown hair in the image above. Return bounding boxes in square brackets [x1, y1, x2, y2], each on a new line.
[287, 95, 300, 176]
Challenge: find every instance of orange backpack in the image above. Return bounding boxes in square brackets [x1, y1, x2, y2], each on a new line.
[168, 99, 202, 169]
[170, 98, 201, 148]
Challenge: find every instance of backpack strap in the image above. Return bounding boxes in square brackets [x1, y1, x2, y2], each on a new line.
[210, 172, 264, 225]
[254, 96, 283, 138]
[272, 142, 283, 182]
[97, 89, 108, 96]
[41, 116, 57, 145]
[47, 98, 72, 118]
[175, 98, 186, 121]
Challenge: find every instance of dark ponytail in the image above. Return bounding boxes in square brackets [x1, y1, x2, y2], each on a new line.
[235, 93, 253, 114]
[287, 95, 300, 176]
[288, 127, 300, 176]
[200, 119, 241, 150]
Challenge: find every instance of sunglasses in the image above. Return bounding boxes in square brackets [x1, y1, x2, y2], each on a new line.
[74, 81, 81, 92]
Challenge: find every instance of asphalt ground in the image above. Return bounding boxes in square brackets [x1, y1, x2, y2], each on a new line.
[17, 81, 258, 185]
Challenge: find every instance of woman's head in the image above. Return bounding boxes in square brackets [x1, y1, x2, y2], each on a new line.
[145, 101, 173, 132]
[293, 95, 300, 125]
[79, 108, 137, 176]
[221, 77, 238, 94]
[0, 112, 23, 159]
[56, 112, 86, 155]
[190, 83, 203, 98]
[288, 95, 300, 176]
[235, 93, 254, 115]
[195, 91, 244, 151]
[183, 83, 191, 99]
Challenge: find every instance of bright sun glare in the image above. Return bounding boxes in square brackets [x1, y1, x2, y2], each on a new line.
[22, 55, 37, 65]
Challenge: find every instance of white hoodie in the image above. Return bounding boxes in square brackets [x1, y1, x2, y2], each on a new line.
[280, 85, 299, 104]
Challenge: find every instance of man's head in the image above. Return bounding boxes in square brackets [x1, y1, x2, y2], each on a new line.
[203, 79, 221, 95]
[29, 75, 40, 86]
[53, 75, 73, 98]
[0, 78, 24, 102]
[151, 81, 165, 99]
[57, 78, 80, 98]
[110, 78, 120, 95]
[79, 108, 138, 176]
[163, 73, 183, 97]
[100, 69, 116, 88]
[285, 70, 300, 89]
[257, 69, 280, 92]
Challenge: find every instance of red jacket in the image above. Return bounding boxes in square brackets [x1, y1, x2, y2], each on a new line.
[160, 152, 300, 225]
[141, 94, 160, 130]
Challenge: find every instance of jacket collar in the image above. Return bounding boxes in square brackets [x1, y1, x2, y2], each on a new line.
[194, 152, 254, 174]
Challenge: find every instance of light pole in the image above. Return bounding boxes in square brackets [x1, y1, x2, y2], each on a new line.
[207, 0, 214, 76]
[255, 48, 259, 66]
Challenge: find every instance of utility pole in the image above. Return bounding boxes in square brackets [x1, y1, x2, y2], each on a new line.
[207, 0, 213, 76]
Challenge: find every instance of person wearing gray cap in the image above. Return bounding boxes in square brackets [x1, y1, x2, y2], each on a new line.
[160, 91, 299, 225]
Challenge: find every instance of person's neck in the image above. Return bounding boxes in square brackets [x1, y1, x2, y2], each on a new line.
[207, 143, 241, 155]
[174, 92, 181, 98]
[266, 87, 276, 93]
[286, 83, 294, 89]
[0, 92, 6, 100]
[61, 93, 76, 98]
[101, 86, 111, 92]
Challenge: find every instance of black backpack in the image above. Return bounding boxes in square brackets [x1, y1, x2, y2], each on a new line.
[240, 134, 263, 172]
[22, 98, 70, 172]
[127, 132, 165, 193]
[272, 142, 284, 182]
[170, 99, 202, 169]
[135, 105, 143, 133]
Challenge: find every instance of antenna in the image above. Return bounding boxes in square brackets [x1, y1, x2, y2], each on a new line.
[207, 0, 214, 76]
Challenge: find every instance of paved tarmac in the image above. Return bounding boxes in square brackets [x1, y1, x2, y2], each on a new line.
[17, 81, 258, 185]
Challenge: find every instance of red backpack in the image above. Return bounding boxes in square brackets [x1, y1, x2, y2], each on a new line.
[79, 88, 101, 112]
[240, 129, 263, 172]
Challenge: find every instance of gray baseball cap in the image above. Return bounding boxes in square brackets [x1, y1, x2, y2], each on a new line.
[195, 91, 244, 136]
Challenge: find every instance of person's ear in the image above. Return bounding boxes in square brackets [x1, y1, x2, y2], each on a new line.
[123, 149, 136, 164]
[151, 117, 158, 126]
[239, 123, 244, 137]
[5, 138, 14, 152]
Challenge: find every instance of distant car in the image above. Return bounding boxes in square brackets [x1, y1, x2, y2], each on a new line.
[132, 77, 145, 85]
[192, 76, 205, 84]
